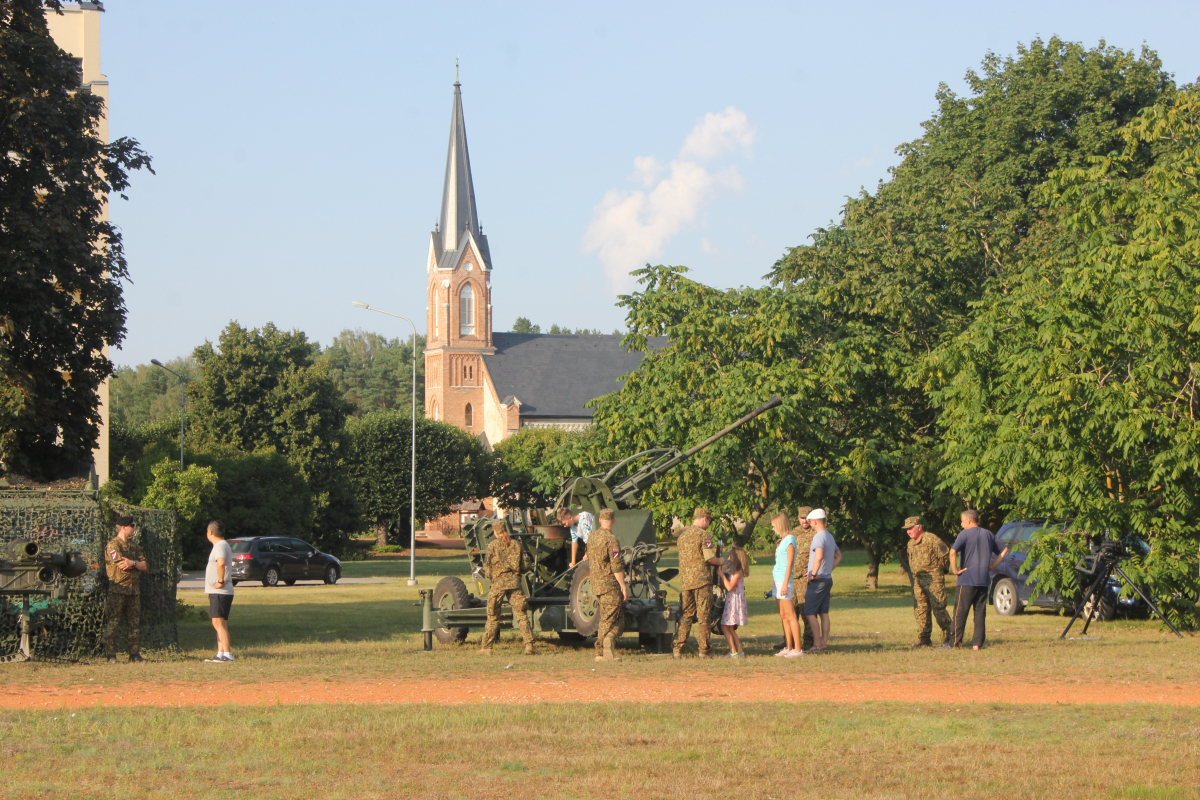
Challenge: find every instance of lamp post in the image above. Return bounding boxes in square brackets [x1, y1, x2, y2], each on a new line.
[351, 301, 419, 587]
[150, 359, 187, 469]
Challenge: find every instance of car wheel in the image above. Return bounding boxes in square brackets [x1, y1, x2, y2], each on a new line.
[433, 576, 471, 644]
[262, 566, 280, 587]
[231, 580, 239, 587]
[1082, 593, 1116, 622]
[284, 579, 296, 586]
[993, 577, 1023, 616]
[323, 565, 339, 585]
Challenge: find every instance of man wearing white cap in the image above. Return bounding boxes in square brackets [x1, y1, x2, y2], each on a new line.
[802, 509, 841, 652]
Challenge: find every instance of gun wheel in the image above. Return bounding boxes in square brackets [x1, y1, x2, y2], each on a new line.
[433, 576, 471, 644]
[568, 562, 601, 638]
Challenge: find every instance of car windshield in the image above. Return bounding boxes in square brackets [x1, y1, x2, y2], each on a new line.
[230, 540, 253, 554]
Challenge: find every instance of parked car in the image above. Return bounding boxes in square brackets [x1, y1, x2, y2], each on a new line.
[988, 519, 1148, 620]
[228, 537, 342, 587]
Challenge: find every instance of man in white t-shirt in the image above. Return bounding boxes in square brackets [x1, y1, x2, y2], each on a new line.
[203, 520, 235, 663]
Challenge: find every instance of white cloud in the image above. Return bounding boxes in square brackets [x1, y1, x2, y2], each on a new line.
[583, 107, 755, 292]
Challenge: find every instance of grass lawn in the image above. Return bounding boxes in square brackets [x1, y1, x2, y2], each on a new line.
[3, 548, 1194, 688]
[6, 702, 1200, 799]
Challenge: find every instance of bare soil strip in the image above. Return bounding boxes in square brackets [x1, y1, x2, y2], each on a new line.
[3, 673, 1197, 709]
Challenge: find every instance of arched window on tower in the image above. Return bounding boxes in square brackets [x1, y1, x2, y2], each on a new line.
[464, 403, 473, 428]
[459, 284, 475, 336]
[429, 399, 439, 421]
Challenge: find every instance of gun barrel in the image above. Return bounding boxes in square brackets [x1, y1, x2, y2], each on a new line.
[681, 394, 782, 459]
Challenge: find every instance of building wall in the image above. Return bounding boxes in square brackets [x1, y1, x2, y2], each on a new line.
[46, 3, 110, 486]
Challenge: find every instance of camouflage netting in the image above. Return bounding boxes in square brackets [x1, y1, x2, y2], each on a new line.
[0, 490, 179, 660]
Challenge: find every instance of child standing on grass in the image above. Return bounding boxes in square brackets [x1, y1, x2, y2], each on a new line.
[720, 544, 749, 657]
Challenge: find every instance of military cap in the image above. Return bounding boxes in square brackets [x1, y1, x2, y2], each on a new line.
[693, 507, 710, 519]
[491, 519, 508, 534]
[598, 508, 616, 521]
[902, 516, 922, 530]
[114, 515, 135, 527]
[797, 506, 813, 518]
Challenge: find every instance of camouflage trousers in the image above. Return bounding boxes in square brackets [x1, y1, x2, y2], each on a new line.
[595, 588, 625, 653]
[792, 580, 815, 649]
[673, 587, 714, 653]
[913, 572, 952, 643]
[102, 592, 140, 657]
[481, 587, 534, 649]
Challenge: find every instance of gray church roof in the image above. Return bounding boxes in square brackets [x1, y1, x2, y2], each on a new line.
[431, 80, 492, 271]
[483, 333, 660, 419]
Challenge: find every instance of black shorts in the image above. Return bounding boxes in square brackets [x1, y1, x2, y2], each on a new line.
[803, 576, 832, 615]
[208, 593, 234, 620]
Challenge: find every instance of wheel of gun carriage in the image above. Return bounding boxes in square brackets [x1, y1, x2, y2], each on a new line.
[433, 576, 471, 644]
[568, 561, 602, 638]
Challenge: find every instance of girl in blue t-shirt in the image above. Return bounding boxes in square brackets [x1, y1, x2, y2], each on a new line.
[771, 512, 803, 657]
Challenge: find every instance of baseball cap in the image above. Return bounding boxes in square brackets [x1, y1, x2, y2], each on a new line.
[806, 508, 826, 520]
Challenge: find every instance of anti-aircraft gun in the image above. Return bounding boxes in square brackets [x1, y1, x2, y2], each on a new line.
[0, 540, 88, 662]
[420, 395, 782, 651]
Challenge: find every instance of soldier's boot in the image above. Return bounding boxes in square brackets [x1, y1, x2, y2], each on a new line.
[672, 647, 683, 660]
[479, 646, 493, 655]
[602, 636, 621, 662]
[697, 649, 713, 659]
[523, 643, 535, 656]
[129, 653, 144, 663]
[911, 638, 933, 649]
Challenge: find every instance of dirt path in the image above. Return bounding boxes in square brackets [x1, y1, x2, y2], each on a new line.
[3, 673, 1198, 710]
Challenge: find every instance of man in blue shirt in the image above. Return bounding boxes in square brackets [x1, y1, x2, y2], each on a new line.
[948, 509, 1008, 650]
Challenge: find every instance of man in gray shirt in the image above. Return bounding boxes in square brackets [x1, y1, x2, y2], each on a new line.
[949, 509, 1008, 650]
[203, 520, 235, 663]
[802, 509, 842, 652]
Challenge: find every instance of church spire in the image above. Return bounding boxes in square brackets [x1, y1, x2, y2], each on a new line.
[439, 78, 481, 254]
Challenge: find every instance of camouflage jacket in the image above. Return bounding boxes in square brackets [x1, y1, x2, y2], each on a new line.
[792, 528, 815, 582]
[105, 535, 145, 595]
[588, 527, 625, 594]
[908, 532, 950, 575]
[484, 538, 525, 592]
[676, 525, 717, 591]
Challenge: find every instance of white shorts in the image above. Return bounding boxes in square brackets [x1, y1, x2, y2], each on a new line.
[774, 581, 794, 601]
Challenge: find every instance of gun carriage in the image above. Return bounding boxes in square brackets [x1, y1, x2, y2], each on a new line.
[0, 540, 88, 662]
[419, 395, 781, 651]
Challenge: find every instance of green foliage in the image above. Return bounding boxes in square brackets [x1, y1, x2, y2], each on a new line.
[190, 322, 356, 550]
[511, 317, 540, 334]
[139, 459, 219, 533]
[110, 357, 199, 429]
[933, 88, 1200, 627]
[320, 328, 425, 417]
[0, 0, 152, 478]
[492, 427, 582, 509]
[344, 411, 494, 546]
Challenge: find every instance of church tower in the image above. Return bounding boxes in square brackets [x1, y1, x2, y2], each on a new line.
[424, 79, 493, 434]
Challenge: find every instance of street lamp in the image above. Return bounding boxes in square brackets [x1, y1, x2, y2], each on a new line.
[150, 359, 188, 469]
[351, 301, 419, 587]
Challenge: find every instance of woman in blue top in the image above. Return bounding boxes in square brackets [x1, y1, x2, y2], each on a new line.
[771, 512, 803, 657]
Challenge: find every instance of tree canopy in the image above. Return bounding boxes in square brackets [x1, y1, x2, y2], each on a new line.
[322, 328, 425, 417]
[0, 0, 152, 478]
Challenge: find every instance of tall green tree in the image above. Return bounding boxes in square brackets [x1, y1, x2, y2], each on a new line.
[769, 38, 1175, 583]
[344, 411, 494, 546]
[190, 322, 356, 550]
[320, 328, 425, 417]
[492, 427, 582, 510]
[0, 0, 152, 478]
[110, 357, 199, 429]
[931, 88, 1200, 627]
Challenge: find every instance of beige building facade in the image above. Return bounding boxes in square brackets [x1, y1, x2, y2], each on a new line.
[45, 2, 111, 485]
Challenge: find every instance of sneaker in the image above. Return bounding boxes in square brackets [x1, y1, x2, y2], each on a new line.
[203, 656, 229, 663]
[783, 649, 804, 658]
[939, 643, 955, 650]
[773, 648, 790, 657]
[220, 654, 234, 661]
[732, 652, 747, 659]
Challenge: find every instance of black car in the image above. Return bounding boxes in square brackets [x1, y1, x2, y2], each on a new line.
[988, 519, 1147, 620]
[229, 537, 342, 587]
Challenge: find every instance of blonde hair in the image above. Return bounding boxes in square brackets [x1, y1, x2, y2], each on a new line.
[771, 511, 791, 537]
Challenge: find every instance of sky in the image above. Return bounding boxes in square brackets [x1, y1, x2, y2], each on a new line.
[101, 0, 1200, 366]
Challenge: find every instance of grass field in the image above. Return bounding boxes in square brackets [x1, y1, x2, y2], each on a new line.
[2, 548, 1197, 799]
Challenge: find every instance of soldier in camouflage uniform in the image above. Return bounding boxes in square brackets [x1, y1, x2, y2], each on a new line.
[672, 508, 725, 659]
[102, 515, 148, 663]
[589, 508, 629, 662]
[479, 519, 536, 656]
[791, 506, 816, 651]
[905, 516, 953, 647]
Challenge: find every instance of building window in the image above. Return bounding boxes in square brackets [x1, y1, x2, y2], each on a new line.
[459, 285, 474, 336]
[464, 403, 473, 428]
[429, 399, 439, 421]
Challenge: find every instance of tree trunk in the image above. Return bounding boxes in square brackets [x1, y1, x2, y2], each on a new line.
[863, 540, 880, 590]
[735, 509, 765, 548]
[375, 521, 388, 548]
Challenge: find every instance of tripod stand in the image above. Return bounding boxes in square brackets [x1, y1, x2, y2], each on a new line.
[1059, 552, 1183, 639]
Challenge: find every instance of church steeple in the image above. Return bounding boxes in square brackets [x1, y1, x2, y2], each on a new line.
[438, 80, 486, 261]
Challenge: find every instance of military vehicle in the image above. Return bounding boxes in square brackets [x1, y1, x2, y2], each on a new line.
[419, 395, 781, 651]
[0, 540, 88, 662]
